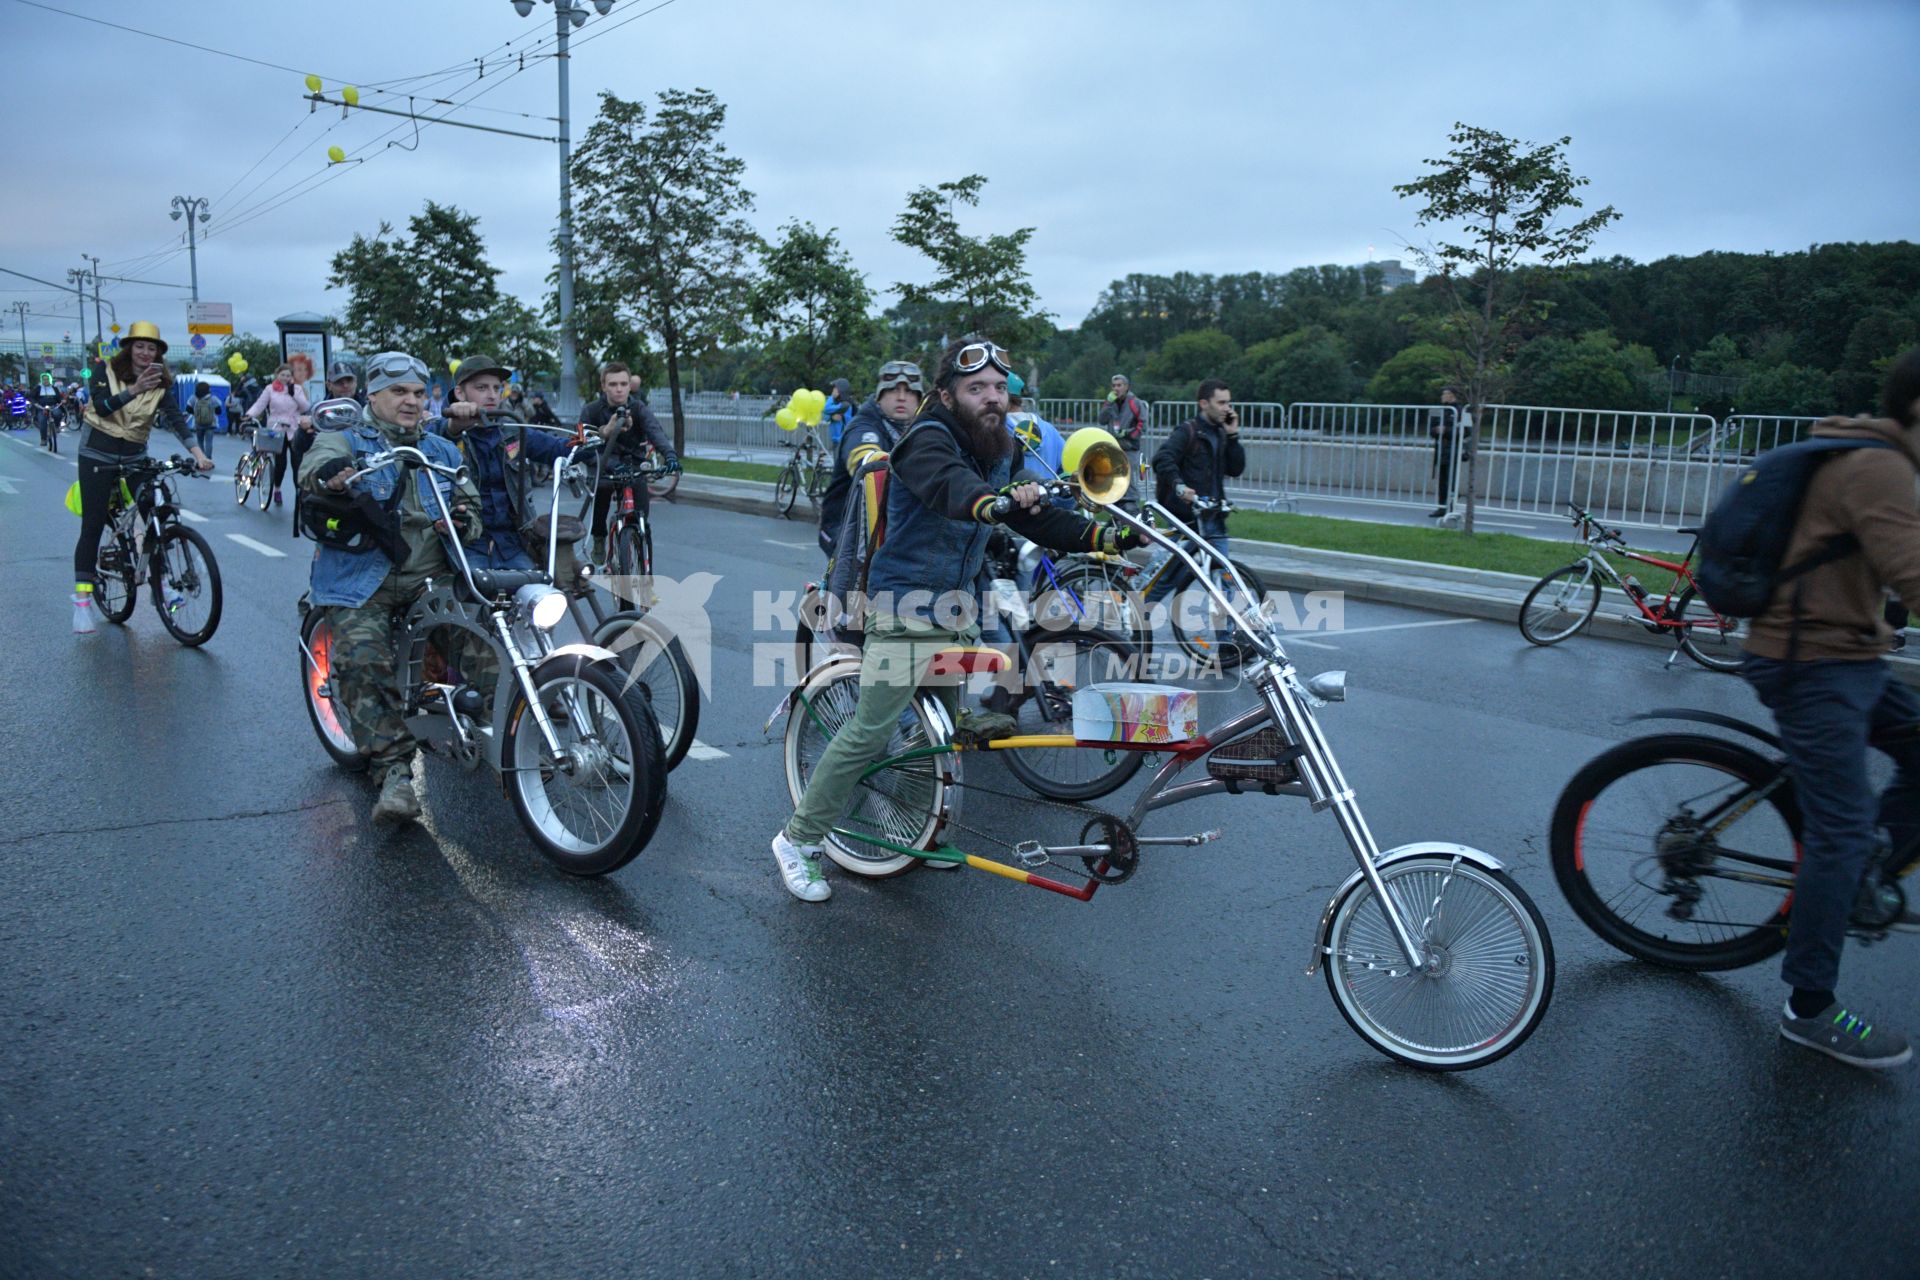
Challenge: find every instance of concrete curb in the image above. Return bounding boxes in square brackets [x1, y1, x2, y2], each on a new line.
[665, 471, 1920, 684]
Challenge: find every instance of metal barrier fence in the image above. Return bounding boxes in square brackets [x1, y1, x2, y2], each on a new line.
[1279, 403, 1464, 515]
[1471, 405, 1725, 528]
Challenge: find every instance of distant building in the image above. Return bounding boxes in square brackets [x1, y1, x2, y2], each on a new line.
[1367, 259, 1417, 291]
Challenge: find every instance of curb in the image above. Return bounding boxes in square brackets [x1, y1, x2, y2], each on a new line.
[665, 471, 1920, 685]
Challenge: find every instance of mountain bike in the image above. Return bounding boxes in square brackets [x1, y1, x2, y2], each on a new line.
[1050, 499, 1269, 671]
[298, 435, 666, 875]
[1518, 502, 1743, 671]
[93, 455, 223, 647]
[232, 420, 276, 512]
[1549, 709, 1919, 970]
[770, 448, 1554, 1071]
[774, 428, 828, 518]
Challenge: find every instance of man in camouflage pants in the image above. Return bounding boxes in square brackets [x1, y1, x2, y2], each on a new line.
[300, 352, 481, 824]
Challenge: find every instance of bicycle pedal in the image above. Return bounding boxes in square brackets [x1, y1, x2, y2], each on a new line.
[1013, 841, 1050, 868]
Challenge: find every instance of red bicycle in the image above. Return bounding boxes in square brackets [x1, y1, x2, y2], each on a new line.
[1518, 502, 1744, 672]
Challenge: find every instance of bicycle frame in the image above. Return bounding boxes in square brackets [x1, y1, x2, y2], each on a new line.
[1562, 504, 1714, 632]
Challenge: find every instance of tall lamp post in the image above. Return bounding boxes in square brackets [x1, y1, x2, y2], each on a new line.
[169, 196, 210, 303]
[509, 0, 614, 416]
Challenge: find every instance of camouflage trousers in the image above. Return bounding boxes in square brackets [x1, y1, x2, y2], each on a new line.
[329, 575, 425, 771]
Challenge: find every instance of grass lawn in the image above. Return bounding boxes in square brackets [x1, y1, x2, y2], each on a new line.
[682, 456, 784, 484]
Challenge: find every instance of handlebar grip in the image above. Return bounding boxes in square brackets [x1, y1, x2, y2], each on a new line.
[988, 495, 1014, 521]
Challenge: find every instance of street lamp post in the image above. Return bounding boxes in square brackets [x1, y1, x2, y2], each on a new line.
[66, 267, 89, 354]
[11, 301, 30, 384]
[510, 0, 614, 417]
[84, 255, 103, 353]
[169, 196, 210, 303]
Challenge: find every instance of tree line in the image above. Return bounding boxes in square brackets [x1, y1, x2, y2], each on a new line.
[311, 93, 1919, 453]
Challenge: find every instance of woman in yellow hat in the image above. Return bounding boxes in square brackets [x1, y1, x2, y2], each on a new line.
[70, 321, 213, 634]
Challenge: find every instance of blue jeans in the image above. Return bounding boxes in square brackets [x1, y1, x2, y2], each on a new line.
[468, 528, 536, 570]
[1741, 655, 1920, 992]
[1145, 515, 1229, 605]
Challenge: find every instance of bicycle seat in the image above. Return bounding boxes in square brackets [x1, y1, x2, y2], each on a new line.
[924, 647, 1011, 678]
[524, 512, 587, 545]
[467, 567, 548, 597]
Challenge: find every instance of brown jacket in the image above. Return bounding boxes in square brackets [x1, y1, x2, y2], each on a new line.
[1744, 415, 1920, 661]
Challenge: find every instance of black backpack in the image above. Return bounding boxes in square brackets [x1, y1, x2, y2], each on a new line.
[1692, 438, 1899, 618]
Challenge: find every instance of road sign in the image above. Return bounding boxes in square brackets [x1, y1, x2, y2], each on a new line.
[187, 302, 234, 336]
[190, 334, 207, 351]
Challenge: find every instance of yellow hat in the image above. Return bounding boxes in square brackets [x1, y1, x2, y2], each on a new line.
[124, 320, 169, 354]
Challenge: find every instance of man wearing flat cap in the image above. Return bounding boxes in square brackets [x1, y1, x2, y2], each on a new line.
[433, 354, 575, 570]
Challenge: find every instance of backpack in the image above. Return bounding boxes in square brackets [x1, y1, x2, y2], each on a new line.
[1692, 437, 1900, 619]
[193, 395, 218, 427]
[823, 459, 891, 646]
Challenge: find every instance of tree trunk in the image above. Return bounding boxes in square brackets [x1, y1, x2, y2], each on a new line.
[664, 340, 686, 456]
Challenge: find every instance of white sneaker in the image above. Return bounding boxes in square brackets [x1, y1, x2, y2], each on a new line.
[71, 591, 96, 635]
[771, 830, 831, 902]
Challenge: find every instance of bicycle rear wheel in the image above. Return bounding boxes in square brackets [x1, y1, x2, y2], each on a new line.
[1002, 629, 1147, 801]
[1550, 734, 1797, 970]
[1519, 563, 1600, 646]
[1674, 587, 1745, 672]
[1042, 562, 1153, 657]
[94, 525, 136, 623]
[300, 608, 366, 771]
[648, 469, 679, 501]
[1324, 855, 1554, 1070]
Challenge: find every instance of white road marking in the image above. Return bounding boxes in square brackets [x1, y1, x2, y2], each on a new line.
[1323, 617, 1482, 637]
[0, 474, 18, 494]
[179, 509, 209, 524]
[762, 538, 812, 551]
[1281, 637, 1340, 650]
[225, 533, 288, 558]
[685, 740, 731, 761]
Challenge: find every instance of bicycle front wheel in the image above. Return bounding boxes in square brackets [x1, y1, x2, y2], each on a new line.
[1043, 562, 1153, 657]
[256, 454, 276, 511]
[1002, 629, 1147, 801]
[1550, 734, 1796, 970]
[1324, 855, 1554, 1071]
[590, 610, 700, 771]
[150, 526, 222, 646]
[648, 469, 679, 502]
[774, 464, 799, 517]
[1519, 563, 1599, 646]
[1674, 587, 1745, 672]
[1171, 558, 1266, 672]
[232, 453, 255, 507]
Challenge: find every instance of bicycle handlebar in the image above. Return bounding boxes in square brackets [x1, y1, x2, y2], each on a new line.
[1566, 501, 1626, 546]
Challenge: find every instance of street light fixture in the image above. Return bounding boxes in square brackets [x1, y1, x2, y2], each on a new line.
[169, 195, 211, 303]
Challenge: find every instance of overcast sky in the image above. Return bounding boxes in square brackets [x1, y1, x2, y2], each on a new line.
[3, 0, 1916, 353]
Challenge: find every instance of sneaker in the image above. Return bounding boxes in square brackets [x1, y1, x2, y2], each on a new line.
[273, 489, 284, 508]
[771, 830, 830, 902]
[371, 762, 422, 826]
[71, 591, 96, 635]
[952, 708, 1019, 747]
[1779, 1003, 1912, 1070]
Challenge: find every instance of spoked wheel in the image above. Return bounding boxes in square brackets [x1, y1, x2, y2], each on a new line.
[774, 463, 799, 517]
[149, 527, 222, 646]
[94, 527, 137, 624]
[1002, 628, 1147, 801]
[1674, 587, 1745, 672]
[1550, 734, 1797, 970]
[1171, 558, 1267, 672]
[590, 610, 701, 771]
[1324, 854, 1554, 1070]
[232, 453, 256, 507]
[1519, 563, 1599, 646]
[1042, 563, 1153, 657]
[300, 609, 366, 771]
[611, 524, 649, 581]
[503, 655, 666, 877]
[256, 452, 276, 511]
[648, 468, 679, 502]
[783, 658, 957, 878]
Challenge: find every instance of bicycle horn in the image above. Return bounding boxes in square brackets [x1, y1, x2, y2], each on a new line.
[1062, 427, 1130, 506]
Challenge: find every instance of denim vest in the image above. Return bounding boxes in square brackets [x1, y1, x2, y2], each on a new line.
[864, 416, 1011, 626]
[307, 423, 465, 608]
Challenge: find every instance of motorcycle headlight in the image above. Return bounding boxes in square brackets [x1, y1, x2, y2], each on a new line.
[515, 583, 569, 632]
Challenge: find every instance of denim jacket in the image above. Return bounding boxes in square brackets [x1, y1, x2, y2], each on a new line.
[864, 413, 1013, 625]
[305, 418, 470, 608]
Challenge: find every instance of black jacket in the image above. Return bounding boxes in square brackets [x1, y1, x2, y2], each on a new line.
[819, 398, 907, 557]
[1152, 414, 1246, 524]
[579, 395, 676, 466]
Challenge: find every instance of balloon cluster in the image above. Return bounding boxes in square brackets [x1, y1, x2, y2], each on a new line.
[774, 388, 827, 432]
[227, 352, 249, 376]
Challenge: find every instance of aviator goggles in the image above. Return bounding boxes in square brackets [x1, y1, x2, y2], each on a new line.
[364, 352, 432, 394]
[950, 341, 1014, 380]
[875, 361, 925, 394]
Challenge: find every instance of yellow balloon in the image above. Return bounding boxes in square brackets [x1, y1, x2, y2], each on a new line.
[775, 407, 798, 432]
[304, 73, 322, 93]
[805, 389, 827, 423]
[327, 145, 346, 164]
[227, 353, 248, 374]
[342, 85, 360, 106]
[449, 358, 462, 375]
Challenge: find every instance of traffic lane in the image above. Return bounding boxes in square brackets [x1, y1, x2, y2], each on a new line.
[5, 486, 1916, 1275]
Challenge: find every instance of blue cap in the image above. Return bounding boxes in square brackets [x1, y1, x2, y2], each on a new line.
[1006, 372, 1026, 397]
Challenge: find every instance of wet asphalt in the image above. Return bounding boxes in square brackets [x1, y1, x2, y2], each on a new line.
[0, 426, 1914, 1279]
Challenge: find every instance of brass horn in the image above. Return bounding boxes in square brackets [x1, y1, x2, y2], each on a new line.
[1061, 427, 1131, 506]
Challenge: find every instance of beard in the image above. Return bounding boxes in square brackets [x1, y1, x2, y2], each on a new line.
[950, 397, 1013, 462]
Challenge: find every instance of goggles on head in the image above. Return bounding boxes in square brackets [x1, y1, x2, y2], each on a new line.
[949, 341, 1014, 380]
[365, 353, 431, 392]
[876, 361, 924, 393]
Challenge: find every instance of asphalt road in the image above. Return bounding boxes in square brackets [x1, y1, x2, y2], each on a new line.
[1, 426, 1913, 1279]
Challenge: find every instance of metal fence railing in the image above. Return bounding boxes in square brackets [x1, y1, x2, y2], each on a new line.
[1278, 403, 1463, 516]
[1473, 405, 1724, 528]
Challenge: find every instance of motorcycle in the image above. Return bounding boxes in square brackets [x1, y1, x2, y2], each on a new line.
[297, 399, 666, 875]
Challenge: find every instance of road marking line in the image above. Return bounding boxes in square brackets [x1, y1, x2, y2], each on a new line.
[1324, 617, 1481, 637]
[1283, 637, 1340, 650]
[225, 533, 287, 558]
[686, 740, 730, 760]
[762, 538, 812, 551]
[179, 509, 209, 524]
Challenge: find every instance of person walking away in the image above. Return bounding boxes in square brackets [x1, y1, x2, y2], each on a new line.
[246, 362, 309, 508]
[188, 381, 219, 459]
[69, 322, 213, 633]
[298, 352, 482, 825]
[1740, 348, 1920, 1069]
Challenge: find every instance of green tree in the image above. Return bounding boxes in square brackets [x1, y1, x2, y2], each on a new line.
[750, 220, 878, 391]
[472, 295, 558, 387]
[1366, 341, 1465, 403]
[325, 202, 502, 371]
[1509, 330, 1661, 410]
[1395, 123, 1620, 531]
[1143, 329, 1240, 394]
[1736, 363, 1836, 417]
[892, 174, 1044, 350]
[217, 332, 283, 381]
[1232, 326, 1355, 405]
[569, 88, 760, 451]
